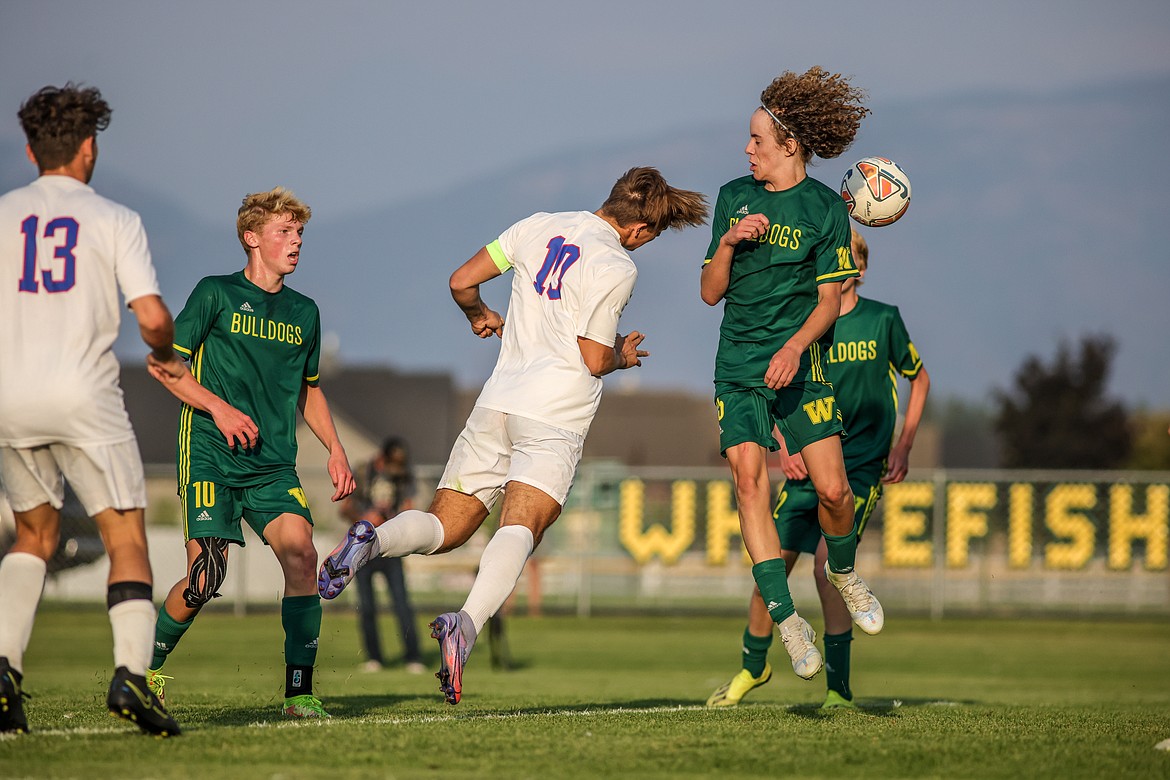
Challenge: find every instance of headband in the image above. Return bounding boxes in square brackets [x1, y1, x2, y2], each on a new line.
[761, 105, 813, 156]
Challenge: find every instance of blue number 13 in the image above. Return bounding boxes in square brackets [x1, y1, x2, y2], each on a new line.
[533, 236, 580, 300]
[19, 215, 79, 293]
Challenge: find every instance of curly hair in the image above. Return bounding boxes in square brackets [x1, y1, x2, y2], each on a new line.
[236, 187, 312, 253]
[18, 83, 112, 171]
[599, 166, 709, 233]
[760, 67, 869, 162]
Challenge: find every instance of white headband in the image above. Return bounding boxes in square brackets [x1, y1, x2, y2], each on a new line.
[761, 105, 808, 153]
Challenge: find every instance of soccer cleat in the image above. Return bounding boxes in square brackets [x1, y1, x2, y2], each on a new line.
[0, 657, 30, 734]
[107, 667, 181, 736]
[430, 612, 472, 705]
[778, 613, 823, 679]
[822, 689, 858, 710]
[824, 563, 885, 635]
[705, 663, 772, 708]
[146, 668, 173, 705]
[282, 694, 331, 719]
[318, 520, 379, 600]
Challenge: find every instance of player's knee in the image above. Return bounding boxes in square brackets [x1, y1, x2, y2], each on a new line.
[277, 539, 318, 581]
[734, 477, 769, 508]
[184, 537, 229, 609]
[816, 483, 853, 513]
[15, 522, 60, 561]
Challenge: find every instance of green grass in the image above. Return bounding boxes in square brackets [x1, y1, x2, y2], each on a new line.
[2, 606, 1169, 778]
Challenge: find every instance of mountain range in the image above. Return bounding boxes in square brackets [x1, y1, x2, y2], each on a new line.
[2, 77, 1166, 408]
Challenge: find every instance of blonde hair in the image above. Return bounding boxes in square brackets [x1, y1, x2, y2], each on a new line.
[760, 67, 869, 163]
[599, 166, 708, 233]
[850, 228, 869, 269]
[236, 187, 312, 253]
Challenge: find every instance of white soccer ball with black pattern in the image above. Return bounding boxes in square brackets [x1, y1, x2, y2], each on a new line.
[840, 157, 911, 227]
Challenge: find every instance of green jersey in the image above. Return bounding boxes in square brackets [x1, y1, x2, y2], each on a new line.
[705, 175, 857, 385]
[828, 296, 923, 471]
[173, 271, 321, 486]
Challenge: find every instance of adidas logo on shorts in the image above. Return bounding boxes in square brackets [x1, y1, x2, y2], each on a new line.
[195, 510, 212, 522]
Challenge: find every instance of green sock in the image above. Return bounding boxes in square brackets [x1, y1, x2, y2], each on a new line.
[823, 526, 859, 573]
[824, 629, 853, 700]
[750, 558, 794, 623]
[741, 627, 773, 678]
[282, 595, 322, 668]
[151, 605, 194, 669]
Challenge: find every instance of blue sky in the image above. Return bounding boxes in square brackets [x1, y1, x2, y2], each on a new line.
[3, 1, 1167, 221]
[2, 1, 1169, 406]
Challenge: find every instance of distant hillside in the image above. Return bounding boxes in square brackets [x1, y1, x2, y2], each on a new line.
[4, 78, 1167, 406]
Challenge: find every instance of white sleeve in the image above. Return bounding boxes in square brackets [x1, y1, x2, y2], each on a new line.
[577, 263, 637, 347]
[496, 212, 547, 267]
[114, 209, 161, 306]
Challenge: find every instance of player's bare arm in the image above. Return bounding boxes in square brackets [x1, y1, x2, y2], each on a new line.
[578, 331, 649, 377]
[146, 355, 258, 449]
[298, 383, 355, 502]
[128, 294, 177, 363]
[450, 247, 505, 338]
[765, 282, 843, 390]
[883, 366, 931, 484]
[701, 214, 769, 305]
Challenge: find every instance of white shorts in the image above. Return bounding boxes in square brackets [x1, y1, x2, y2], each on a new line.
[438, 407, 586, 509]
[0, 440, 147, 516]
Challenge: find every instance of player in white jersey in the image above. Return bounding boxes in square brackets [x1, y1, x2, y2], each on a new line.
[0, 84, 181, 735]
[318, 167, 708, 703]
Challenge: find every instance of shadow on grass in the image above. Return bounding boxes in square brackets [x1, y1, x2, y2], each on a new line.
[169, 692, 439, 729]
[784, 696, 979, 720]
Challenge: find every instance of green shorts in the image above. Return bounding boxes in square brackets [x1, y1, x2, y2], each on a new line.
[773, 461, 885, 554]
[714, 379, 845, 456]
[181, 470, 314, 546]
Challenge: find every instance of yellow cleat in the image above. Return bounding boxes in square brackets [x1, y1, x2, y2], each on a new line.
[706, 663, 772, 708]
[146, 668, 173, 705]
[821, 689, 858, 710]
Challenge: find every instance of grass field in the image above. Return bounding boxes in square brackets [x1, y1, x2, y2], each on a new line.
[1, 605, 1168, 779]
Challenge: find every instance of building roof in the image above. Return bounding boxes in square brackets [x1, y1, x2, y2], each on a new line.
[122, 364, 721, 469]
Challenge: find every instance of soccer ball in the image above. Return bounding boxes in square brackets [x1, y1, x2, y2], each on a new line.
[840, 157, 911, 227]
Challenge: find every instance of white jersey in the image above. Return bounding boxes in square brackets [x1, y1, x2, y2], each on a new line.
[0, 175, 160, 447]
[475, 211, 637, 435]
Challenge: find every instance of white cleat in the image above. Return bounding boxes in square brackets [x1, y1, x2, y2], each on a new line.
[778, 613, 823, 679]
[824, 564, 885, 635]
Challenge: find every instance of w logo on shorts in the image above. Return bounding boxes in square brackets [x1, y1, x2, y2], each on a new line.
[287, 487, 308, 508]
[803, 397, 836, 425]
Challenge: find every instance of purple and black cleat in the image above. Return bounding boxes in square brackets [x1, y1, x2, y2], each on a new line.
[318, 520, 378, 600]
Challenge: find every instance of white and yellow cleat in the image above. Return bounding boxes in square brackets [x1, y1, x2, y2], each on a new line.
[778, 613, 823, 679]
[824, 564, 885, 635]
[705, 663, 772, 708]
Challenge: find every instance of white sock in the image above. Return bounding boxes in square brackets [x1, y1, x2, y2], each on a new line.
[108, 599, 156, 676]
[461, 525, 534, 635]
[0, 552, 48, 673]
[375, 510, 445, 556]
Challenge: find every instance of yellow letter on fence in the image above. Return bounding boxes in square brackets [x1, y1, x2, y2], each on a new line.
[1008, 483, 1034, 569]
[1045, 484, 1096, 569]
[1108, 484, 1169, 571]
[619, 479, 695, 565]
[946, 483, 995, 568]
[705, 480, 746, 565]
[882, 482, 933, 567]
